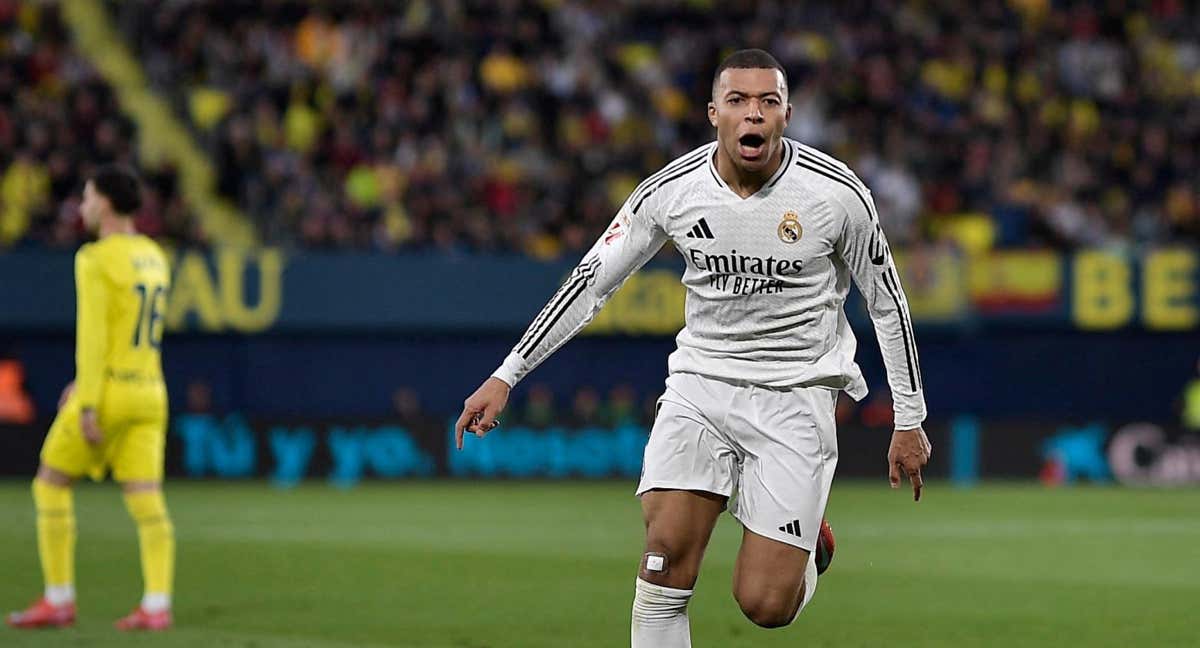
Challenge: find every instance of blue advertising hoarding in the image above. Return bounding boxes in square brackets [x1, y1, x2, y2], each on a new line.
[0, 247, 1197, 334]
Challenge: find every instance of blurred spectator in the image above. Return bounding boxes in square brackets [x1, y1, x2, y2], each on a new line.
[606, 383, 639, 426]
[833, 388, 894, 429]
[0, 357, 34, 423]
[859, 394, 896, 430]
[391, 386, 436, 431]
[185, 378, 213, 415]
[391, 386, 421, 420]
[569, 386, 603, 427]
[519, 383, 556, 429]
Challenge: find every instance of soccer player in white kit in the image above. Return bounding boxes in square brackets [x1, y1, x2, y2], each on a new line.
[456, 49, 931, 646]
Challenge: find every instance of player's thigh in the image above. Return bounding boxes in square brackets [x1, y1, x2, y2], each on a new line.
[727, 385, 837, 553]
[728, 387, 837, 622]
[105, 386, 168, 483]
[640, 488, 726, 589]
[109, 416, 167, 484]
[39, 397, 96, 479]
[732, 526, 810, 615]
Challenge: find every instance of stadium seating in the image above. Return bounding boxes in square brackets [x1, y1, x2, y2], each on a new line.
[2, 1, 1196, 254]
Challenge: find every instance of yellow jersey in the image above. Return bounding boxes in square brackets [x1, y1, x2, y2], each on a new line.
[74, 234, 170, 410]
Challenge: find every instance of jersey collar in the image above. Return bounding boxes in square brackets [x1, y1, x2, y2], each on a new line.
[708, 138, 794, 200]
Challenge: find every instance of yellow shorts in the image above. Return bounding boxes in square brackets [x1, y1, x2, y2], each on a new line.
[40, 385, 168, 483]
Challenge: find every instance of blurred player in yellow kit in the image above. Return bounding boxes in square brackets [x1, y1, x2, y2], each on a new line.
[7, 165, 175, 631]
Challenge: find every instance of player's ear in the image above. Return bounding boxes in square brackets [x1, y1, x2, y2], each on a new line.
[785, 102, 792, 125]
[707, 101, 718, 128]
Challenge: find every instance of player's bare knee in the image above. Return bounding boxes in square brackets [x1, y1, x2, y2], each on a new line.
[740, 600, 800, 629]
[640, 537, 697, 587]
[638, 549, 670, 583]
[735, 588, 801, 629]
[639, 541, 686, 583]
[120, 480, 162, 494]
[35, 464, 73, 487]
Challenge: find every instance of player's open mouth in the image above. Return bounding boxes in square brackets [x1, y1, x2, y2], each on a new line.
[738, 133, 766, 160]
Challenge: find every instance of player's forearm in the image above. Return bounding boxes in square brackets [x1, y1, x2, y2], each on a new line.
[75, 344, 106, 407]
[74, 303, 108, 407]
[891, 389, 927, 429]
[872, 331, 927, 428]
[867, 283, 927, 429]
[74, 251, 108, 407]
[75, 303, 107, 407]
[493, 215, 665, 387]
[493, 263, 612, 387]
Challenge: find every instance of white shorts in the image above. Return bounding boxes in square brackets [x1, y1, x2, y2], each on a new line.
[636, 372, 839, 552]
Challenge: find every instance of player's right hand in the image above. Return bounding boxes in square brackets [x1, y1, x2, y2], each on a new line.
[58, 381, 75, 410]
[455, 377, 511, 450]
[80, 407, 103, 446]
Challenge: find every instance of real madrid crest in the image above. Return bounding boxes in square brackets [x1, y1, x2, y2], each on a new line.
[778, 211, 802, 244]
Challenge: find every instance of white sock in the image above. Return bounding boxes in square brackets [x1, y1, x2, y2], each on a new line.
[793, 551, 819, 621]
[44, 584, 75, 606]
[631, 577, 693, 648]
[141, 592, 170, 613]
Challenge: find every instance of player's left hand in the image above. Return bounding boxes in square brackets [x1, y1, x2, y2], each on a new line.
[80, 408, 103, 446]
[888, 427, 931, 501]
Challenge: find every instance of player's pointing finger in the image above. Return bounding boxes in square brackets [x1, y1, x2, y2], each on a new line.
[908, 466, 923, 501]
[454, 408, 474, 450]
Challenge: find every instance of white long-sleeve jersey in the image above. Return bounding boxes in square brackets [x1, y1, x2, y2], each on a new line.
[492, 138, 927, 429]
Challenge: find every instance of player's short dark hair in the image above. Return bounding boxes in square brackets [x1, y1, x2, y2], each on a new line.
[712, 49, 788, 97]
[90, 164, 142, 215]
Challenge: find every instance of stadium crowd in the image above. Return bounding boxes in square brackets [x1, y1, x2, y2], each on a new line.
[0, 1, 205, 248]
[3, 0, 1199, 255]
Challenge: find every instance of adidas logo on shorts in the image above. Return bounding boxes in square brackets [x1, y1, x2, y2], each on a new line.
[778, 520, 802, 538]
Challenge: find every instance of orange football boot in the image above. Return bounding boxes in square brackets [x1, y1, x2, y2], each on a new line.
[6, 597, 76, 628]
[114, 606, 172, 631]
[815, 518, 836, 575]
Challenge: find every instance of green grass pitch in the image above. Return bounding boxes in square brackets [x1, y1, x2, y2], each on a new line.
[1, 480, 1197, 647]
